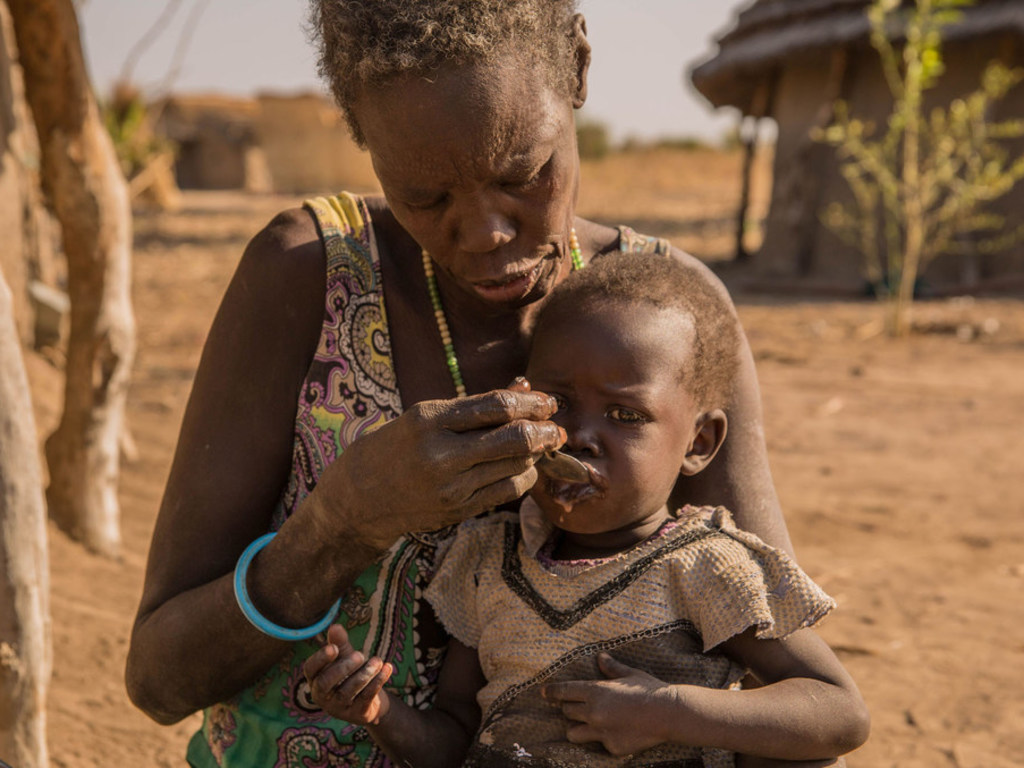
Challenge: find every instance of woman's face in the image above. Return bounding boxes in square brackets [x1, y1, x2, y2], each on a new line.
[352, 54, 582, 312]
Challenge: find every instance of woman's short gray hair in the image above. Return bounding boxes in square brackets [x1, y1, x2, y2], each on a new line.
[310, 0, 580, 145]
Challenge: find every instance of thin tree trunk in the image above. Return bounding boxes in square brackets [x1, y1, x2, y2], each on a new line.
[894, 2, 927, 338]
[8, 0, 135, 557]
[0, 268, 51, 768]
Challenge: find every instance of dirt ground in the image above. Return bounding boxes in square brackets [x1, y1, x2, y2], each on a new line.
[23, 148, 1024, 767]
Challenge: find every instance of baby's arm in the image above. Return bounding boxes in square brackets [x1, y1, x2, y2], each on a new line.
[304, 625, 483, 768]
[708, 628, 869, 760]
[543, 629, 868, 761]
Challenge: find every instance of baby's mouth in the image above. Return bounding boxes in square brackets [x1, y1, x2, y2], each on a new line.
[536, 450, 590, 483]
[542, 461, 608, 516]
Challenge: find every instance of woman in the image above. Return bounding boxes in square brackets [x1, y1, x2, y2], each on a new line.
[126, 2, 796, 766]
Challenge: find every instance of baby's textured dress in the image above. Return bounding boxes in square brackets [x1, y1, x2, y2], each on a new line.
[425, 502, 836, 768]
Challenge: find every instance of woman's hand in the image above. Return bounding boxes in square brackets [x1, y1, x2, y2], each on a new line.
[542, 653, 676, 756]
[312, 384, 564, 550]
[304, 624, 394, 726]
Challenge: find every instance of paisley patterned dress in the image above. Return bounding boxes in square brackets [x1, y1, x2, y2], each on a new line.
[185, 192, 673, 767]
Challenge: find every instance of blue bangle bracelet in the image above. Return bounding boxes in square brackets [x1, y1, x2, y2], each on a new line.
[233, 532, 342, 642]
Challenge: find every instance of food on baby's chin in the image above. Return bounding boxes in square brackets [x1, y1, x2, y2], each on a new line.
[543, 475, 603, 515]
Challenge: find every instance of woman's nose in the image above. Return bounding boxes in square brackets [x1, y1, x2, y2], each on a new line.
[455, 207, 515, 254]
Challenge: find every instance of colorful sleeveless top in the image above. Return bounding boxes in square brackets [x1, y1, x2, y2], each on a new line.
[185, 193, 671, 767]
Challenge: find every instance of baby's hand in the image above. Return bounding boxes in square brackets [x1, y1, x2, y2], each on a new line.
[303, 624, 393, 726]
[541, 653, 674, 756]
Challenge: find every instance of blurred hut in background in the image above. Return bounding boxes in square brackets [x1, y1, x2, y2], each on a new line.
[157, 94, 267, 191]
[692, 0, 1024, 293]
[155, 91, 378, 195]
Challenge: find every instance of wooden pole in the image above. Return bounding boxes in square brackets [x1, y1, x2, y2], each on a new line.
[734, 78, 771, 262]
[0, 268, 51, 768]
[8, 0, 135, 557]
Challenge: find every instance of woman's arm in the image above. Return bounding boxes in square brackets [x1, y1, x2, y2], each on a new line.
[305, 628, 483, 768]
[668, 252, 794, 555]
[125, 207, 342, 724]
[543, 630, 868, 761]
[126, 208, 349, 723]
[672, 629, 870, 760]
[125, 210, 564, 724]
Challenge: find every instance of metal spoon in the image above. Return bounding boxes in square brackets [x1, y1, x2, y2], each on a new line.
[536, 450, 592, 483]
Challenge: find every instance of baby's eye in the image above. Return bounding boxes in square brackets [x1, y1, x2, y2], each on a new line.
[550, 393, 569, 411]
[607, 407, 647, 424]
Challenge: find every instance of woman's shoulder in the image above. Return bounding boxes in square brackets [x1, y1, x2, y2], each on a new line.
[254, 205, 320, 249]
[242, 206, 324, 275]
[655, 241, 736, 314]
[362, 193, 390, 221]
[229, 207, 327, 329]
[578, 218, 735, 311]
[362, 194, 416, 248]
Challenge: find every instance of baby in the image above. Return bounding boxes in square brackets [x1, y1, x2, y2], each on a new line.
[304, 253, 870, 767]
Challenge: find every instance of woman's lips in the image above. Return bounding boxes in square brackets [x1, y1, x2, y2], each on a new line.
[470, 263, 543, 301]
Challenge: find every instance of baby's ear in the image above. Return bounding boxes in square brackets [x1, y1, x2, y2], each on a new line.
[679, 409, 727, 477]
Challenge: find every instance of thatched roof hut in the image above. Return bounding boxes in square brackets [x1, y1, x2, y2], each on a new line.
[692, 0, 1024, 291]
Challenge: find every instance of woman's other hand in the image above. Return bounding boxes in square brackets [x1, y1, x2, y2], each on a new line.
[304, 624, 394, 726]
[311, 384, 564, 550]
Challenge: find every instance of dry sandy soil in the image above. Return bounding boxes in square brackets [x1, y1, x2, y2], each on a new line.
[23, 148, 1024, 767]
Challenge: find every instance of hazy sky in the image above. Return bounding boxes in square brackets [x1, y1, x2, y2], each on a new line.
[79, 0, 749, 142]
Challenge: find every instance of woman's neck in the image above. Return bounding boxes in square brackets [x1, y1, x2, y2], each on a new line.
[431, 247, 570, 394]
[371, 201, 623, 398]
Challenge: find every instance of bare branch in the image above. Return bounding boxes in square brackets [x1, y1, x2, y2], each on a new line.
[117, 0, 185, 86]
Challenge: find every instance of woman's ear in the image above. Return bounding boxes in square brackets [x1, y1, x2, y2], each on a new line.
[570, 13, 591, 108]
[679, 409, 727, 477]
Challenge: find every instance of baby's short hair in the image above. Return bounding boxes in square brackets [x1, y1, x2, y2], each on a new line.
[533, 252, 740, 409]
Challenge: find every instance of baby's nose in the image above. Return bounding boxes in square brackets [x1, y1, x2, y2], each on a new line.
[564, 425, 601, 457]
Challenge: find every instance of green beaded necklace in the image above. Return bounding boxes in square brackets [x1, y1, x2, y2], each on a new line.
[423, 229, 584, 399]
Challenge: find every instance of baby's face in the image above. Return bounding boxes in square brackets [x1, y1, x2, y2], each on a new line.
[526, 300, 702, 549]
